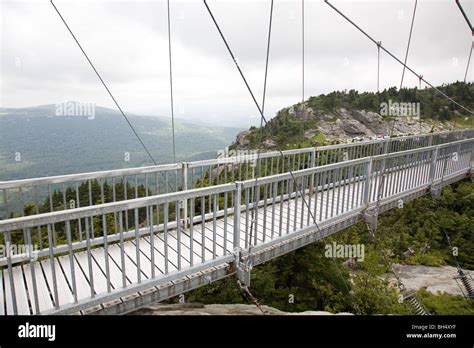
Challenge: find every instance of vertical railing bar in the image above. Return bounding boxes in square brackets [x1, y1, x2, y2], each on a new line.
[119, 211, 127, 288]
[149, 205, 155, 278]
[299, 177, 305, 228]
[262, 183, 268, 242]
[47, 224, 60, 308]
[320, 171, 326, 221]
[65, 221, 78, 303]
[277, 181, 284, 238]
[33, 186, 43, 249]
[176, 200, 182, 270]
[212, 194, 217, 259]
[293, 177, 298, 231]
[223, 191, 228, 253]
[5, 230, 18, 314]
[200, 196, 205, 263]
[112, 178, 118, 236]
[313, 172, 319, 222]
[287, 179, 292, 234]
[75, 182, 83, 242]
[233, 183, 242, 251]
[164, 203, 169, 275]
[84, 219, 95, 298]
[101, 210, 111, 294]
[152, 204, 159, 274]
[134, 208, 141, 283]
[336, 167, 342, 216]
[190, 198, 194, 265]
[26, 228, 40, 314]
[331, 169, 337, 218]
[245, 188, 250, 248]
[88, 180, 95, 240]
[307, 169, 313, 226]
[271, 181, 276, 240]
[48, 184, 57, 247]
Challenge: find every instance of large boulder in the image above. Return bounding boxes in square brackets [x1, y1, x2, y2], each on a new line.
[234, 130, 251, 150]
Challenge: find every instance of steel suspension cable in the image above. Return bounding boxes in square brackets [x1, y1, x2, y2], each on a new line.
[324, 0, 474, 115]
[464, 42, 473, 83]
[377, 42, 381, 92]
[301, 0, 305, 140]
[455, 0, 473, 31]
[204, 0, 361, 314]
[50, 0, 158, 166]
[167, 0, 177, 163]
[400, 0, 418, 90]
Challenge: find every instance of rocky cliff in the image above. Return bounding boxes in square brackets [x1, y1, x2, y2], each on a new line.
[233, 82, 473, 150]
[234, 107, 461, 151]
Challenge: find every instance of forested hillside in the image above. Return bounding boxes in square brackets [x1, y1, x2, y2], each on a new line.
[0, 104, 242, 180]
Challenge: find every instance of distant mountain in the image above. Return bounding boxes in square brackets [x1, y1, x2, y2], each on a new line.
[0, 102, 243, 180]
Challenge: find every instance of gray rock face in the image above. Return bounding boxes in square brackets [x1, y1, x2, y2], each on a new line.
[234, 130, 251, 149]
[233, 108, 457, 147]
[132, 303, 354, 316]
[327, 108, 447, 140]
[386, 264, 474, 296]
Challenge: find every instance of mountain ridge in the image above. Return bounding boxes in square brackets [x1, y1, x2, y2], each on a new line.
[0, 103, 243, 180]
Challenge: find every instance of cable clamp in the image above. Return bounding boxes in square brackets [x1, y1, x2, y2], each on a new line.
[234, 247, 252, 288]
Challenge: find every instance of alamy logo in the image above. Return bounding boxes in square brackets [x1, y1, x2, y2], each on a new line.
[55, 101, 96, 120]
[380, 100, 420, 119]
[324, 242, 365, 261]
[0, 242, 38, 261]
[18, 322, 56, 341]
[217, 147, 259, 167]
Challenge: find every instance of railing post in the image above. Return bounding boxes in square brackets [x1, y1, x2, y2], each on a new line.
[310, 148, 317, 191]
[429, 146, 439, 185]
[383, 140, 389, 154]
[311, 148, 317, 168]
[233, 181, 243, 250]
[428, 134, 433, 147]
[363, 158, 373, 205]
[182, 162, 188, 228]
[362, 157, 378, 233]
[470, 142, 474, 183]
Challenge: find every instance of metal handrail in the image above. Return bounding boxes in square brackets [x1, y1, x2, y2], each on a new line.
[1, 137, 472, 233]
[1, 128, 470, 189]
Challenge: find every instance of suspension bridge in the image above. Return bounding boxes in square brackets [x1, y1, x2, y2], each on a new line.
[1, 0, 473, 315]
[0, 130, 473, 315]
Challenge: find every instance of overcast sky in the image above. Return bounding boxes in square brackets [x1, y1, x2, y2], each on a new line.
[0, 0, 472, 127]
